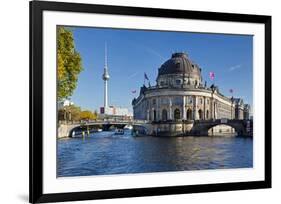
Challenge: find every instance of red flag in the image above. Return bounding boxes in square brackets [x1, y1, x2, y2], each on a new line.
[209, 71, 215, 80]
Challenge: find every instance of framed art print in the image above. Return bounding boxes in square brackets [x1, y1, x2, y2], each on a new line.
[30, 1, 271, 203]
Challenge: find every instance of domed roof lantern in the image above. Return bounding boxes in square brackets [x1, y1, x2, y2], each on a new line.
[171, 52, 188, 58]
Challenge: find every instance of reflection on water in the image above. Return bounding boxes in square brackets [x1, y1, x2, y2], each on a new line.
[57, 130, 253, 177]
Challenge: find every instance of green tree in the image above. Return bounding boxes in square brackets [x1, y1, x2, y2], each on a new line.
[57, 27, 83, 100]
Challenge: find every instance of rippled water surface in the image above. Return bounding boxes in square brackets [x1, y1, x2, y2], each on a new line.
[57, 130, 253, 177]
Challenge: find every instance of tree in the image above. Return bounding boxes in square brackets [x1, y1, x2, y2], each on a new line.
[80, 110, 96, 121]
[58, 105, 81, 121]
[93, 110, 98, 120]
[57, 27, 83, 100]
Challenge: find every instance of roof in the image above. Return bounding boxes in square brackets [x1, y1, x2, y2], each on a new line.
[158, 52, 201, 77]
[233, 98, 244, 105]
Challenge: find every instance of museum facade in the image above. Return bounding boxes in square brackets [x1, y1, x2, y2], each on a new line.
[132, 52, 250, 124]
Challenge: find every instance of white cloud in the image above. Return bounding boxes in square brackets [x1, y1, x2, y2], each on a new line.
[128, 72, 138, 79]
[143, 46, 165, 60]
[229, 64, 242, 71]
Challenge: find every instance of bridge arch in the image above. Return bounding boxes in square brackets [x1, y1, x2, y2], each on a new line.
[58, 121, 131, 138]
[208, 124, 236, 136]
[190, 119, 247, 136]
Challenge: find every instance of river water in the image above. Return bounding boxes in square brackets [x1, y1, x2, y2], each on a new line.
[57, 130, 253, 177]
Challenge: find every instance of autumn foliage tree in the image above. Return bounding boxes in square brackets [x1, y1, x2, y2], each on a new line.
[58, 106, 99, 121]
[58, 105, 81, 121]
[80, 110, 97, 121]
[57, 27, 83, 101]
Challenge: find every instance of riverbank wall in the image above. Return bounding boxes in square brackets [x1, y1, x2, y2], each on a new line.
[133, 120, 252, 137]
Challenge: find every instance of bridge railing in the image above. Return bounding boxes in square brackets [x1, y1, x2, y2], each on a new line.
[59, 120, 81, 125]
[132, 119, 148, 124]
[58, 119, 148, 125]
[194, 119, 252, 124]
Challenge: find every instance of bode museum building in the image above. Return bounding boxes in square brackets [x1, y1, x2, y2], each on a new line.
[132, 52, 251, 136]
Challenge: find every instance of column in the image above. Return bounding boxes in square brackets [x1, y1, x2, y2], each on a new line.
[203, 96, 206, 120]
[182, 96, 186, 120]
[231, 104, 234, 119]
[214, 102, 217, 119]
[169, 98, 172, 120]
[210, 95, 213, 120]
[193, 96, 198, 120]
[211, 99, 216, 120]
[156, 98, 159, 121]
[146, 109, 150, 121]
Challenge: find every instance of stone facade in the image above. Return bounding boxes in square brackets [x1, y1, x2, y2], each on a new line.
[132, 52, 250, 123]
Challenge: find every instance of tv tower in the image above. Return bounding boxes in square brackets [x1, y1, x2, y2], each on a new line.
[102, 43, 110, 113]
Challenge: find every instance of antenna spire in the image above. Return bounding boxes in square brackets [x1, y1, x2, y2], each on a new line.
[105, 42, 108, 68]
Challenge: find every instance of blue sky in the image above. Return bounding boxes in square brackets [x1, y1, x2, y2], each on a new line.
[68, 27, 253, 112]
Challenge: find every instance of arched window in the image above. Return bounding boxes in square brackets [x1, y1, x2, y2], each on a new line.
[186, 109, 192, 120]
[174, 109, 181, 120]
[162, 109, 168, 121]
[198, 109, 203, 120]
[206, 110, 209, 119]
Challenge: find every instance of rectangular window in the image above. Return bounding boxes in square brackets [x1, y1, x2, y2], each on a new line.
[173, 97, 183, 105]
[176, 79, 181, 85]
[161, 98, 169, 105]
[188, 96, 193, 104]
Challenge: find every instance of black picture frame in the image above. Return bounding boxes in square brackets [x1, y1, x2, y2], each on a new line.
[29, 0, 271, 203]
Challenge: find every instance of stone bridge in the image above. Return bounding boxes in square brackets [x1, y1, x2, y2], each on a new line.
[132, 119, 252, 137]
[58, 119, 252, 138]
[190, 119, 252, 136]
[58, 120, 146, 138]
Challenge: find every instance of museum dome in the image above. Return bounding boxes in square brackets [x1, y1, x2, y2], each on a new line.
[158, 52, 201, 77]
